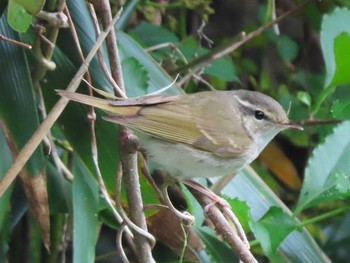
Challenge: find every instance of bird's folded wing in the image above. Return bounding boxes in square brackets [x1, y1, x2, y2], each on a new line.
[105, 96, 253, 158]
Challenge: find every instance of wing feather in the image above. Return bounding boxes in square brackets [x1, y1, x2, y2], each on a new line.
[105, 92, 254, 157]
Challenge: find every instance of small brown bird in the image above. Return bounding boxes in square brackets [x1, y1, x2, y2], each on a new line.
[58, 89, 302, 179]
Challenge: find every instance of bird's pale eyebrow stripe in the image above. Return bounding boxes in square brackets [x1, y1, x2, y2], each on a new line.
[235, 95, 257, 110]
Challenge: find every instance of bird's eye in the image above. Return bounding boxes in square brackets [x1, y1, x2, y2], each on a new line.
[254, 110, 265, 120]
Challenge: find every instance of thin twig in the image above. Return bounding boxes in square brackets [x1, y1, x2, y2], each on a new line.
[0, 34, 32, 49]
[87, 3, 127, 98]
[299, 118, 341, 126]
[99, 0, 125, 94]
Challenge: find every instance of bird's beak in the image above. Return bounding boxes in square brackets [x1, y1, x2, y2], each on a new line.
[283, 120, 303, 130]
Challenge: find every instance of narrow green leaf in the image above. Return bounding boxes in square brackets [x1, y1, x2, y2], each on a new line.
[0, 128, 13, 232]
[296, 121, 350, 214]
[249, 207, 298, 258]
[73, 157, 99, 263]
[0, 14, 44, 176]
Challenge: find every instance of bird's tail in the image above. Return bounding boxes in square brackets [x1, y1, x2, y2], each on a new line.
[57, 90, 139, 115]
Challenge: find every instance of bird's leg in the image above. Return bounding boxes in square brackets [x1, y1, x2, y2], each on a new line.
[183, 179, 249, 248]
[182, 179, 230, 209]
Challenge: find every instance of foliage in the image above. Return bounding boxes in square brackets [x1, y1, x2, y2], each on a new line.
[0, 1, 350, 262]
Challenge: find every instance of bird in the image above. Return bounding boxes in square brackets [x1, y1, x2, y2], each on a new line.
[58, 89, 302, 178]
[58, 89, 303, 221]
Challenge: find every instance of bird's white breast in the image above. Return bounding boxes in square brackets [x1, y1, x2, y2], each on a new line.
[140, 135, 258, 179]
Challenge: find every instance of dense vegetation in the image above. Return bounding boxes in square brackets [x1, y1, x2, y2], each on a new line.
[0, 0, 350, 262]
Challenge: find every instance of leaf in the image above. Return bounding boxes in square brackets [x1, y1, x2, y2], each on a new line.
[277, 35, 299, 62]
[13, 0, 44, 15]
[210, 168, 330, 262]
[73, 157, 99, 263]
[226, 198, 251, 232]
[194, 226, 238, 262]
[0, 128, 13, 233]
[331, 100, 350, 119]
[295, 121, 350, 214]
[0, 11, 44, 176]
[122, 57, 149, 97]
[297, 91, 312, 108]
[7, 0, 32, 32]
[179, 37, 239, 82]
[249, 207, 298, 258]
[130, 22, 179, 47]
[321, 8, 350, 87]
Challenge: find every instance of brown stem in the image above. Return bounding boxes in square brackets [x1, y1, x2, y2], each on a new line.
[87, 3, 127, 98]
[299, 119, 342, 126]
[99, 0, 125, 95]
[119, 128, 155, 263]
[0, 34, 32, 49]
[187, 187, 258, 263]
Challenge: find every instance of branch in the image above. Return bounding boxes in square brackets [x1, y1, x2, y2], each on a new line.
[119, 128, 155, 263]
[99, 0, 125, 94]
[0, 34, 32, 49]
[187, 187, 258, 263]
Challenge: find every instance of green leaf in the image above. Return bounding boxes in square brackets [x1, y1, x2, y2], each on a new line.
[13, 0, 44, 15]
[0, 128, 13, 233]
[321, 8, 350, 87]
[130, 22, 179, 47]
[0, 14, 44, 176]
[249, 207, 298, 258]
[297, 91, 312, 108]
[194, 226, 238, 262]
[205, 56, 239, 82]
[46, 161, 71, 214]
[332, 100, 350, 119]
[295, 121, 350, 214]
[7, 0, 32, 32]
[332, 32, 350, 85]
[122, 57, 149, 97]
[211, 168, 330, 262]
[73, 157, 99, 263]
[277, 35, 299, 62]
[179, 37, 238, 82]
[226, 198, 251, 232]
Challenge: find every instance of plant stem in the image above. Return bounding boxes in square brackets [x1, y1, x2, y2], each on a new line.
[298, 206, 350, 228]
